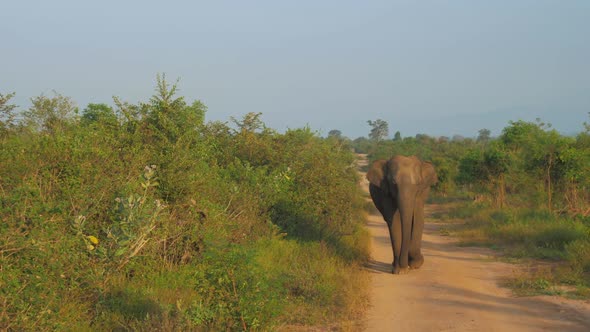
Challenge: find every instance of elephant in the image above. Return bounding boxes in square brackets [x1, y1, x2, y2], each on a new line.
[366, 155, 437, 274]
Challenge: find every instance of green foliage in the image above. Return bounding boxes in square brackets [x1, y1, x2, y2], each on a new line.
[351, 136, 372, 153]
[81, 103, 118, 128]
[1, 77, 369, 330]
[566, 239, 590, 274]
[231, 111, 265, 133]
[189, 243, 284, 330]
[23, 92, 78, 133]
[477, 128, 491, 143]
[328, 129, 342, 139]
[504, 276, 557, 297]
[456, 142, 510, 207]
[0, 91, 17, 134]
[457, 149, 485, 186]
[355, 117, 588, 215]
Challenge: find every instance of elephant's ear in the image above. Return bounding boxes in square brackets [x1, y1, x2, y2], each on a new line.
[366, 160, 389, 193]
[420, 161, 438, 188]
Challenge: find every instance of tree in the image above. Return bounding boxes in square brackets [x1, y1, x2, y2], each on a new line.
[231, 112, 264, 133]
[437, 136, 449, 143]
[482, 144, 510, 208]
[393, 131, 402, 141]
[457, 149, 485, 187]
[24, 91, 77, 133]
[452, 134, 465, 142]
[477, 129, 491, 144]
[416, 134, 433, 144]
[81, 103, 118, 128]
[351, 136, 371, 153]
[145, 74, 207, 144]
[230, 112, 277, 164]
[500, 120, 540, 151]
[431, 156, 454, 196]
[532, 129, 570, 210]
[0, 91, 17, 134]
[558, 144, 590, 214]
[500, 120, 570, 210]
[328, 129, 342, 139]
[456, 145, 509, 208]
[367, 119, 388, 141]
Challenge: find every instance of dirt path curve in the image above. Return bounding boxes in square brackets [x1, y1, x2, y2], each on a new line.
[357, 155, 590, 332]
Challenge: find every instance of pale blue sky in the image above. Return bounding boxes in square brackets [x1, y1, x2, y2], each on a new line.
[2, 1, 589, 138]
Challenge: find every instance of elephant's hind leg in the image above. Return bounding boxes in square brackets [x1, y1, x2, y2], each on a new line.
[409, 253, 424, 269]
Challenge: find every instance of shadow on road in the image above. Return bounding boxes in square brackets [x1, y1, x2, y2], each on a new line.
[430, 284, 590, 332]
[364, 259, 392, 274]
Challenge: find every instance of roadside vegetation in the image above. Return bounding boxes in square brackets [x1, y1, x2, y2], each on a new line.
[0, 77, 370, 331]
[2, 73, 588, 329]
[356, 117, 590, 297]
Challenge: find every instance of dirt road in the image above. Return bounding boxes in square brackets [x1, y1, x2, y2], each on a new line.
[358, 156, 590, 332]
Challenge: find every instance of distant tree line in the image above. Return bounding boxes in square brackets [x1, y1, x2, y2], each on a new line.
[328, 114, 589, 216]
[339, 117, 589, 216]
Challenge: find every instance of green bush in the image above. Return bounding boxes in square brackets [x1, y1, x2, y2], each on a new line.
[0, 79, 369, 330]
[566, 239, 590, 272]
[533, 223, 587, 250]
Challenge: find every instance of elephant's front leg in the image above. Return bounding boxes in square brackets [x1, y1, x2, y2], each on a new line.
[389, 210, 403, 274]
[409, 192, 428, 269]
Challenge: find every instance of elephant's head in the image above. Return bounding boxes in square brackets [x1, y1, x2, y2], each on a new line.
[367, 157, 437, 195]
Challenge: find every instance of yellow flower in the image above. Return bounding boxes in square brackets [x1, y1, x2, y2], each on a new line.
[87, 235, 99, 245]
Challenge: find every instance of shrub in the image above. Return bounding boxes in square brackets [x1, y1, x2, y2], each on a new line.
[1, 79, 369, 330]
[566, 239, 590, 273]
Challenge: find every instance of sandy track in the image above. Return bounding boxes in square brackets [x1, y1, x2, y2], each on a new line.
[358, 156, 590, 332]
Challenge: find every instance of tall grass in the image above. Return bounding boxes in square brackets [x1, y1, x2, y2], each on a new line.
[447, 201, 590, 295]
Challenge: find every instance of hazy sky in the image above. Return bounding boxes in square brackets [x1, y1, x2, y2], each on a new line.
[2, 1, 589, 138]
